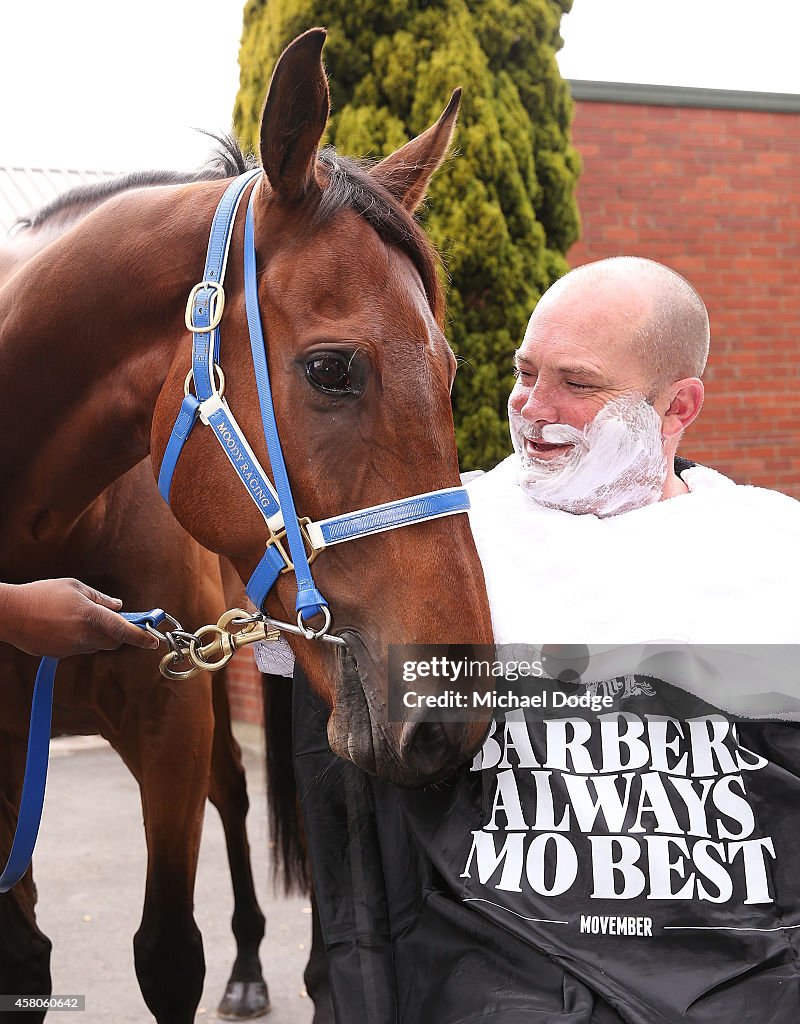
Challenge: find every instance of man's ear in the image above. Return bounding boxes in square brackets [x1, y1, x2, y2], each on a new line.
[660, 378, 704, 438]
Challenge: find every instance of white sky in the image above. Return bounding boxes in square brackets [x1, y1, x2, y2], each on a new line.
[1, 0, 799, 170]
[558, 0, 800, 92]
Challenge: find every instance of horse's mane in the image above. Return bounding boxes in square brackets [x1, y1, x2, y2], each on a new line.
[14, 135, 443, 323]
[15, 132, 258, 232]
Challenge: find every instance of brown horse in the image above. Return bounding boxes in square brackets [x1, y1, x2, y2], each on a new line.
[0, 26, 493, 1024]
[0, 142, 273, 1024]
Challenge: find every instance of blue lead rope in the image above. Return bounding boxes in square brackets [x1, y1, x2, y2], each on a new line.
[0, 609, 168, 893]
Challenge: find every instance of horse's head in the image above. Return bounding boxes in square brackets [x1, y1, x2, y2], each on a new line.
[152, 29, 494, 788]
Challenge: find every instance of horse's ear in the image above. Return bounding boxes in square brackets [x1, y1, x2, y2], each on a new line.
[259, 28, 330, 202]
[370, 89, 462, 212]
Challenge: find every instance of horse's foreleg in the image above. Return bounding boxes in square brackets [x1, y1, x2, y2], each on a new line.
[0, 744, 51, 1024]
[208, 674, 269, 1020]
[0, 869, 51, 1024]
[120, 687, 213, 1024]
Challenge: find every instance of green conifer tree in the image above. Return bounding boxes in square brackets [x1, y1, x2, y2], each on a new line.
[235, 0, 580, 469]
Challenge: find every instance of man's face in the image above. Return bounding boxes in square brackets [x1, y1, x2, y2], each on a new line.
[509, 289, 658, 453]
[508, 281, 669, 515]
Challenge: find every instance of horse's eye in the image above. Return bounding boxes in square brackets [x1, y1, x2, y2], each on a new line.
[306, 354, 351, 393]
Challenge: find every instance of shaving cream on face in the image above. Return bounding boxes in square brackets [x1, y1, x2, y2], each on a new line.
[509, 394, 668, 516]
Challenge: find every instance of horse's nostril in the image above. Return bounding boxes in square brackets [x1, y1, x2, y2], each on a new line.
[399, 720, 451, 761]
[399, 720, 416, 758]
[337, 641, 361, 685]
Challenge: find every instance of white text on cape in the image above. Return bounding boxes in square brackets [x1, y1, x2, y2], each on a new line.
[461, 712, 774, 905]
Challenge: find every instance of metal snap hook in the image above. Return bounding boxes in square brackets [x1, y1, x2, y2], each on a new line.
[159, 649, 203, 680]
[187, 624, 236, 672]
[144, 611, 183, 645]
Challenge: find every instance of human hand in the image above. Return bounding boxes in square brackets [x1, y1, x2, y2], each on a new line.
[0, 579, 161, 658]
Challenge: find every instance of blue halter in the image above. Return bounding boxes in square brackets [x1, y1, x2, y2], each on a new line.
[158, 170, 471, 639]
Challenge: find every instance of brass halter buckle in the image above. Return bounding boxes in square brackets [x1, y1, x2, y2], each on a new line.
[267, 517, 320, 574]
[185, 281, 225, 333]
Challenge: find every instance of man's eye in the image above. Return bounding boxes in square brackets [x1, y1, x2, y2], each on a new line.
[513, 367, 534, 382]
[566, 381, 594, 390]
[306, 354, 352, 393]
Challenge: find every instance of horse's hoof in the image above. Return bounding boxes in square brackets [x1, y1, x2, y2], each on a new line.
[217, 980, 271, 1019]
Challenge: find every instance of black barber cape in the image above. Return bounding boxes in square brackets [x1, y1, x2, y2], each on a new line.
[293, 669, 800, 1024]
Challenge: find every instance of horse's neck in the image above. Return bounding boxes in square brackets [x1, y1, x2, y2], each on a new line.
[0, 226, 62, 293]
[0, 184, 221, 561]
[0, 192, 123, 294]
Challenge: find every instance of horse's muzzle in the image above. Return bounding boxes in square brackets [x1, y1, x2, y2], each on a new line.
[329, 630, 489, 788]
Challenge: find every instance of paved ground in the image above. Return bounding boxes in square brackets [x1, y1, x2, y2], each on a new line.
[32, 726, 314, 1024]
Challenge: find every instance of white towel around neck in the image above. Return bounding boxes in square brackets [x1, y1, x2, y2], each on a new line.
[466, 456, 800, 718]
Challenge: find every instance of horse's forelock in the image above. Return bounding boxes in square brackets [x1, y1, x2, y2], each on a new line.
[312, 149, 444, 323]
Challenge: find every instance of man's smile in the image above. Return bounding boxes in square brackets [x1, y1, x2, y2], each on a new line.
[524, 436, 574, 458]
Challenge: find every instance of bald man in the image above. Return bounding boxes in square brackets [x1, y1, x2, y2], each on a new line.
[467, 255, 799, 646]
[507, 255, 707, 512]
[466, 255, 800, 647]
[291, 256, 800, 1024]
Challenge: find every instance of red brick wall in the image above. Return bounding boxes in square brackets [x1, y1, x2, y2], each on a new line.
[226, 650, 263, 727]
[569, 98, 800, 496]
